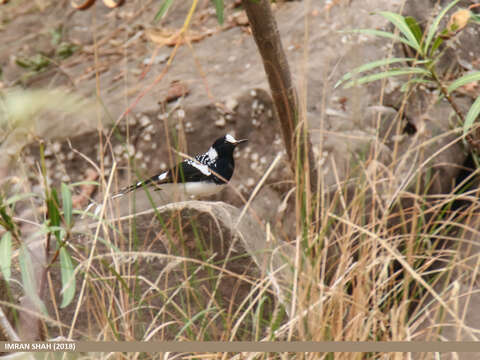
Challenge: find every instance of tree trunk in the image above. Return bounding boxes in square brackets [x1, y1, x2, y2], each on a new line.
[241, 0, 317, 190]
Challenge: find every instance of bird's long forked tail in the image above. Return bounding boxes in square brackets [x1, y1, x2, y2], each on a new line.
[85, 175, 160, 218]
[111, 176, 157, 199]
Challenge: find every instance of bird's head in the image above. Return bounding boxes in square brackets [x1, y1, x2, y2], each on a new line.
[211, 134, 248, 156]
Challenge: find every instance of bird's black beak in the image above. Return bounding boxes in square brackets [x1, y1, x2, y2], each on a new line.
[234, 139, 248, 145]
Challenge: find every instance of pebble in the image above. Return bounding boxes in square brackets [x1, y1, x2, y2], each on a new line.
[52, 142, 61, 153]
[44, 146, 53, 157]
[215, 116, 226, 127]
[185, 121, 195, 133]
[114, 144, 123, 155]
[225, 97, 238, 112]
[145, 124, 155, 133]
[143, 54, 168, 65]
[177, 109, 185, 119]
[140, 115, 151, 127]
[25, 156, 35, 165]
[125, 144, 135, 158]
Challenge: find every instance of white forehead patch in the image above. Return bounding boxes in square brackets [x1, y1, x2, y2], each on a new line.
[207, 147, 218, 160]
[225, 134, 237, 144]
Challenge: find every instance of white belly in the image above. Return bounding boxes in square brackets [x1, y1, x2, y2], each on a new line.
[160, 182, 225, 197]
[183, 182, 226, 197]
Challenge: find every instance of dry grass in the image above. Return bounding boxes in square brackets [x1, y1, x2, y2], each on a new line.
[1, 1, 480, 360]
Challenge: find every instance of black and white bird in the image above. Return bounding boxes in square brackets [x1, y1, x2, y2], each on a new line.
[113, 134, 247, 199]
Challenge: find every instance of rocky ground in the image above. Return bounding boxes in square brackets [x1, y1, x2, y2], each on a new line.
[1, 0, 480, 352]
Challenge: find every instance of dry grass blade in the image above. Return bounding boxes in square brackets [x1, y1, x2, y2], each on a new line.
[235, 153, 283, 228]
[67, 162, 117, 340]
[328, 212, 478, 341]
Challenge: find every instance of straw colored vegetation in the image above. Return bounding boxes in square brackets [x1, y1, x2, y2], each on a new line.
[1, 0, 480, 359]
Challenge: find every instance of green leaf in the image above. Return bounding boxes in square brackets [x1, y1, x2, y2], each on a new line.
[424, 0, 461, 54]
[19, 245, 36, 294]
[69, 180, 99, 188]
[400, 78, 435, 92]
[5, 193, 38, 206]
[0, 232, 12, 282]
[378, 11, 420, 51]
[463, 96, 480, 135]
[47, 188, 62, 242]
[405, 16, 423, 45]
[430, 36, 444, 55]
[15, 58, 32, 69]
[29, 54, 50, 72]
[447, 71, 480, 94]
[344, 68, 431, 88]
[154, 0, 174, 21]
[346, 29, 417, 49]
[0, 204, 14, 231]
[471, 14, 480, 24]
[19, 244, 47, 315]
[61, 183, 73, 228]
[59, 247, 76, 308]
[335, 57, 419, 88]
[31, 225, 64, 240]
[50, 27, 62, 46]
[210, 0, 224, 25]
[56, 42, 78, 60]
[175, 307, 215, 340]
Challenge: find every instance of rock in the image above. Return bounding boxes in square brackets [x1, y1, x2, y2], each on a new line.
[215, 116, 226, 128]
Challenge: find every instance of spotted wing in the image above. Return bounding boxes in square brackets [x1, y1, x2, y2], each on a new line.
[169, 160, 212, 183]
